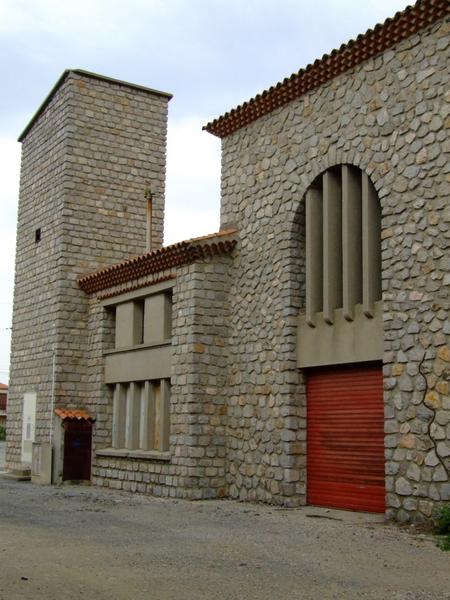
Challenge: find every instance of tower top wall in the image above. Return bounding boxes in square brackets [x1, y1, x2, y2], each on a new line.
[18, 69, 172, 143]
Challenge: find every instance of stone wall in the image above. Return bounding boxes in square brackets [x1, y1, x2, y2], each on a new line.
[7, 71, 170, 468]
[6, 84, 68, 467]
[91, 254, 232, 499]
[225, 217, 306, 506]
[219, 19, 450, 519]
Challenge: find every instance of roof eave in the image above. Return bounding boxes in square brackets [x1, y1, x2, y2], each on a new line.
[77, 229, 238, 295]
[203, 0, 449, 138]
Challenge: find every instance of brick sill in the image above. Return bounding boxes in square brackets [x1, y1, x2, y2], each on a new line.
[96, 448, 171, 461]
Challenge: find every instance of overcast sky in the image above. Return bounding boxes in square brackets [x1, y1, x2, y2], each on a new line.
[0, 0, 410, 382]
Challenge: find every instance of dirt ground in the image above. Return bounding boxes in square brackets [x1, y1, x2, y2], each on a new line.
[0, 480, 448, 600]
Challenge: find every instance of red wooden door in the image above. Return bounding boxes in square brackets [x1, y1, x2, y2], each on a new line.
[307, 363, 385, 513]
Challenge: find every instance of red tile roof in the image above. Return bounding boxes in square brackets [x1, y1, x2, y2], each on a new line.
[204, 0, 449, 138]
[0, 383, 8, 390]
[55, 408, 95, 422]
[78, 229, 238, 295]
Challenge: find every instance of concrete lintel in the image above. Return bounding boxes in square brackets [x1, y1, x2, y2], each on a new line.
[297, 302, 383, 368]
[101, 279, 175, 307]
[104, 344, 171, 384]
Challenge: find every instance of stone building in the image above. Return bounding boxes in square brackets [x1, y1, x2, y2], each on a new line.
[6, 0, 450, 522]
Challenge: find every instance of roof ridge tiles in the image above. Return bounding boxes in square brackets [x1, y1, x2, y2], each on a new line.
[203, 0, 449, 138]
[78, 229, 238, 295]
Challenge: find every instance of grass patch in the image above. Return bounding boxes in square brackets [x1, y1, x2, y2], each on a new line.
[434, 503, 450, 552]
[438, 536, 450, 552]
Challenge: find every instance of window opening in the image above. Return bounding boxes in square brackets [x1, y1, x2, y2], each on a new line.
[304, 165, 381, 327]
[112, 379, 170, 452]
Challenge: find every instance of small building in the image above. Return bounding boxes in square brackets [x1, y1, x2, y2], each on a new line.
[0, 383, 7, 428]
[5, 0, 450, 522]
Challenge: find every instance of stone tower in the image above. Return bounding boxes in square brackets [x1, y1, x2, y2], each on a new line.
[6, 69, 171, 469]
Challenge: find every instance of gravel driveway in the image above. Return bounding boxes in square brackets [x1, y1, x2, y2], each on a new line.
[0, 480, 448, 600]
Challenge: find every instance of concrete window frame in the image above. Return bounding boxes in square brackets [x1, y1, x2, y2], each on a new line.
[297, 165, 383, 368]
[305, 164, 381, 327]
[107, 282, 173, 350]
[99, 280, 174, 459]
[98, 378, 171, 460]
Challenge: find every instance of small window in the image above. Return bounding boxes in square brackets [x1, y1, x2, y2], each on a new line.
[135, 299, 145, 344]
[35, 228, 41, 243]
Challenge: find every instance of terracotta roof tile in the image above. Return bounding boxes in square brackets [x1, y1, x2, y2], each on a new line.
[55, 408, 95, 422]
[184, 229, 238, 243]
[78, 229, 238, 295]
[0, 383, 8, 390]
[204, 0, 449, 138]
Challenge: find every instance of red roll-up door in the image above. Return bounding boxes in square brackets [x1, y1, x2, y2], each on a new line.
[307, 363, 385, 513]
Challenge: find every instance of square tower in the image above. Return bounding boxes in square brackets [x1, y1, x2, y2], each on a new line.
[7, 70, 171, 469]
